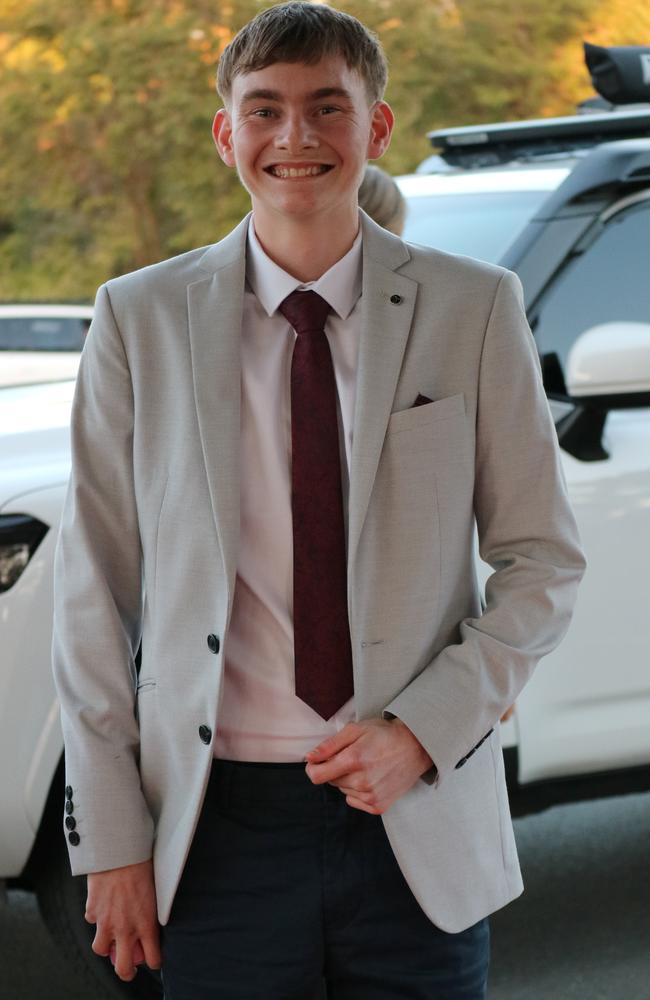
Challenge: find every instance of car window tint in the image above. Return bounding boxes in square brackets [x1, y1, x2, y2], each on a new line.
[0, 316, 90, 351]
[534, 201, 650, 373]
[401, 191, 549, 264]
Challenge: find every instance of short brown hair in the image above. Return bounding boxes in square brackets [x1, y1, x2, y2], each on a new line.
[217, 2, 388, 106]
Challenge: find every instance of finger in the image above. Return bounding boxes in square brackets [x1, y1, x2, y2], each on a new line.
[345, 795, 381, 815]
[305, 723, 362, 763]
[140, 930, 162, 970]
[114, 938, 137, 982]
[307, 751, 357, 785]
[91, 927, 112, 958]
[132, 940, 146, 966]
[328, 779, 373, 801]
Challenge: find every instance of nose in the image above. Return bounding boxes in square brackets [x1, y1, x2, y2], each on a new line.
[274, 112, 318, 153]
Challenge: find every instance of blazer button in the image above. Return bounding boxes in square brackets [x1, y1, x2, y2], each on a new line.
[65, 785, 73, 800]
[65, 816, 76, 831]
[199, 725, 212, 745]
[65, 800, 74, 815]
[207, 634, 220, 654]
[68, 831, 81, 847]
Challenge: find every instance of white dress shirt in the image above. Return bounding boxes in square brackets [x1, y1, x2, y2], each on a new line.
[213, 217, 362, 762]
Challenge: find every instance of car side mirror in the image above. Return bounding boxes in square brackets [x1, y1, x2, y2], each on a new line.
[547, 324, 650, 463]
[566, 322, 650, 399]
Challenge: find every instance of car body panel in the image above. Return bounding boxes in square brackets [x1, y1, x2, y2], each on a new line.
[0, 381, 72, 503]
[0, 483, 66, 874]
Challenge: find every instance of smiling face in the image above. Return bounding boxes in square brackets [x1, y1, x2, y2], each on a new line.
[212, 56, 393, 245]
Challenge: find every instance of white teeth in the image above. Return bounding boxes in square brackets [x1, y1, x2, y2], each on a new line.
[270, 165, 329, 178]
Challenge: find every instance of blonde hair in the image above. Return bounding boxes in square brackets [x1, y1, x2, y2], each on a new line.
[358, 165, 405, 236]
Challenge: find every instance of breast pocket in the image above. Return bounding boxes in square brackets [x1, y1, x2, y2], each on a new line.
[386, 392, 465, 437]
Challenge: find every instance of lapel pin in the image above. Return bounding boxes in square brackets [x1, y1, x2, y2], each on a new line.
[390, 294, 403, 304]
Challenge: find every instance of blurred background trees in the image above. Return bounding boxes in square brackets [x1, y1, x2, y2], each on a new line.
[0, 0, 648, 298]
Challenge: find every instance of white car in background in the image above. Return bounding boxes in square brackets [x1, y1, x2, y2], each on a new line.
[2, 50, 650, 1000]
[0, 304, 91, 387]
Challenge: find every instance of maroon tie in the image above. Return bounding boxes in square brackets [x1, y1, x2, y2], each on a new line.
[279, 290, 354, 720]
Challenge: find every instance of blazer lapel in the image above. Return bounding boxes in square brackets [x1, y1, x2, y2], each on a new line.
[348, 213, 418, 572]
[187, 214, 250, 615]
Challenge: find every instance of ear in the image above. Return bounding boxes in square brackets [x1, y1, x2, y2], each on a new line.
[212, 108, 236, 167]
[366, 101, 394, 160]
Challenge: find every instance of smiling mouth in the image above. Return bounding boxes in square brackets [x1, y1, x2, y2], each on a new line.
[265, 164, 334, 178]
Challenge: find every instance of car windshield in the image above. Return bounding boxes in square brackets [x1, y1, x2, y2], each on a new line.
[401, 190, 551, 263]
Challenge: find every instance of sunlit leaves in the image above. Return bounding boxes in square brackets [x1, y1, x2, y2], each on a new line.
[0, 0, 647, 299]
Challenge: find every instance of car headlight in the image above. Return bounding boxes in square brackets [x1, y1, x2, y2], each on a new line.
[0, 514, 49, 592]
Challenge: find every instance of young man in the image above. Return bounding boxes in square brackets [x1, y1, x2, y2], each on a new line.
[51, 3, 586, 997]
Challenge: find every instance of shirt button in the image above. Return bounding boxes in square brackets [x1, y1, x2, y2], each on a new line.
[199, 725, 212, 745]
[207, 634, 220, 654]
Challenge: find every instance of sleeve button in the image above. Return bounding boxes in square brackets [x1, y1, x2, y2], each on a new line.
[65, 800, 74, 815]
[65, 816, 76, 831]
[68, 831, 81, 847]
[207, 634, 220, 654]
[199, 725, 212, 745]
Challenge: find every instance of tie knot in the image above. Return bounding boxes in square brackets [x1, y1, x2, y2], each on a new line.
[279, 290, 331, 336]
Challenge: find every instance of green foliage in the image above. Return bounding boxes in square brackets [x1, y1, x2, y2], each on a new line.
[0, 0, 255, 297]
[0, 0, 645, 298]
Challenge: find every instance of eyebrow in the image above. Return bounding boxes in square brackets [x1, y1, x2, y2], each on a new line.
[240, 86, 354, 104]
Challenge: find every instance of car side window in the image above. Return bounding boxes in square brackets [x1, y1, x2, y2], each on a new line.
[533, 200, 650, 375]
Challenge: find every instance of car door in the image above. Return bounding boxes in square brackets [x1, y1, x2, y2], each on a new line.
[492, 194, 650, 784]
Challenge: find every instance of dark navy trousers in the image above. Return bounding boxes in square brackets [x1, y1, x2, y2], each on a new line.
[161, 759, 490, 999]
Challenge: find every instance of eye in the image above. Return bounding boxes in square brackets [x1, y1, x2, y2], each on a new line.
[317, 105, 341, 115]
[251, 107, 277, 118]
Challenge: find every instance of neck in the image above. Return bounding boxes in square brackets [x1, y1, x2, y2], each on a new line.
[251, 207, 360, 282]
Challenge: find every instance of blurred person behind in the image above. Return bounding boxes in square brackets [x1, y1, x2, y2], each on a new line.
[359, 163, 406, 236]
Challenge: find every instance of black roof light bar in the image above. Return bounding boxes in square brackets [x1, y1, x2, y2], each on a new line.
[423, 108, 650, 169]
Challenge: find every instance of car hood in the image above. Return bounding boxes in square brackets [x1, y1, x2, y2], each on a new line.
[0, 351, 81, 388]
[0, 380, 73, 508]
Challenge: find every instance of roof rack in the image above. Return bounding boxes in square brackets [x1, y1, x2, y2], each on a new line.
[418, 44, 650, 171]
[421, 108, 650, 170]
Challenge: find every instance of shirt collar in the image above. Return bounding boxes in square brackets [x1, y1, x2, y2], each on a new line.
[245, 215, 363, 321]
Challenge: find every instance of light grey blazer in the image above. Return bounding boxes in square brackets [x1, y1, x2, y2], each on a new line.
[51, 209, 586, 934]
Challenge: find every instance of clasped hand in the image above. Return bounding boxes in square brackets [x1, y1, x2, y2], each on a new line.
[304, 716, 433, 814]
[86, 858, 161, 982]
